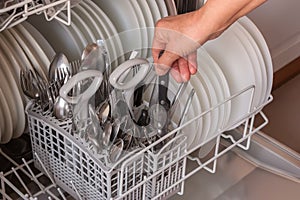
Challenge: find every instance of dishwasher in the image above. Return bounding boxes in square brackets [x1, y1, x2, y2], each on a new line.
[0, 0, 299, 200]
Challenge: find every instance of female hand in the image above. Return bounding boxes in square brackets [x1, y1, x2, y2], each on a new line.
[152, 0, 267, 82]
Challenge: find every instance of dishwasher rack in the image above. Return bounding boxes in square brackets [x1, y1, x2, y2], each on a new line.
[0, 0, 71, 32]
[0, 84, 272, 199]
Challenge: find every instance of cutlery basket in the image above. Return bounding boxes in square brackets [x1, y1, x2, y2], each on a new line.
[144, 135, 187, 200]
[26, 101, 188, 200]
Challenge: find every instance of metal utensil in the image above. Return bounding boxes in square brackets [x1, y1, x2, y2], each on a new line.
[48, 53, 70, 82]
[53, 96, 72, 120]
[20, 69, 40, 100]
[81, 43, 98, 61]
[108, 138, 124, 163]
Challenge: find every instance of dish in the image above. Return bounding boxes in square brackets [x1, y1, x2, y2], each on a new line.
[70, 8, 93, 44]
[236, 21, 267, 107]
[59, 11, 87, 55]
[200, 47, 231, 130]
[156, 0, 169, 17]
[73, 4, 102, 42]
[94, 0, 141, 59]
[0, 35, 20, 83]
[10, 26, 48, 81]
[203, 23, 256, 130]
[129, 0, 148, 58]
[232, 22, 264, 109]
[80, 1, 118, 67]
[22, 22, 56, 63]
[146, 0, 162, 23]
[0, 57, 15, 143]
[194, 55, 220, 145]
[0, 88, 13, 143]
[0, 47, 25, 139]
[189, 71, 211, 150]
[15, 24, 49, 80]
[197, 48, 230, 135]
[136, 0, 155, 57]
[88, 0, 125, 66]
[168, 77, 202, 149]
[5, 28, 35, 80]
[238, 16, 273, 104]
[28, 14, 82, 61]
[164, 0, 177, 16]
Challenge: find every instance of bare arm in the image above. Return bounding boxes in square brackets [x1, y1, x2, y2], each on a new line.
[152, 0, 267, 82]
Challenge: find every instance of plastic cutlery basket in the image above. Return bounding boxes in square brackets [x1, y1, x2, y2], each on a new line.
[26, 102, 145, 200]
[144, 135, 187, 200]
[26, 101, 188, 200]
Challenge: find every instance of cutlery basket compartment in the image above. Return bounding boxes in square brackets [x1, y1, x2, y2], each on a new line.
[26, 102, 145, 200]
[144, 135, 187, 200]
[26, 102, 188, 200]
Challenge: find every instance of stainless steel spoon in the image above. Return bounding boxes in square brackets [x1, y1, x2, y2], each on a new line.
[53, 96, 72, 120]
[108, 138, 124, 163]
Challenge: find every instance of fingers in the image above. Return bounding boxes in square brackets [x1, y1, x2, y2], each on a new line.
[178, 57, 190, 82]
[187, 52, 198, 75]
[154, 49, 180, 75]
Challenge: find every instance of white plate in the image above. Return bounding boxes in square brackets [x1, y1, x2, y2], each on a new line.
[130, 0, 148, 58]
[156, 0, 169, 17]
[196, 48, 231, 157]
[10, 26, 48, 82]
[73, 4, 101, 42]
[189, 72, 211, 150]
[168, 77, 202, 149]
[238, 16, 273, 103]
[0, 88, 13, 143]
[137, 0, 155, 57]
[198, 48, 231, 134]
[232, 22, 264, 109]
[80, 1, 118, 67]
[0, 56, 16, 143]
[22, 21, 56, 63]
[203, 23, 256, 129]
[236, 21, 267, 107]
[70, 8, 94, 44]
[28, 14, 82, 61]
[0, 34, 22, 87]
[0, 49, 25, 139]
[194, 56, 220, 145]
[201, 48, 231, 130]
[88, 0, 125, 65]
[94, 0, 142, 59]
[58, 11, 87, 54]
[146, 0, 162, 23]
[15, 24, 49, 81]
[164, 0, 177, 16]
[4, 29, 35, 82]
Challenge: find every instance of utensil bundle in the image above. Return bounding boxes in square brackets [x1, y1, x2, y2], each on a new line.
[20, 43, 195, 165]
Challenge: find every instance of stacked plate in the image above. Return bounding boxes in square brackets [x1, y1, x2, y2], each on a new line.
[0, 0, 177, 143]
[0, 22, 55, 143]
[0, 0, 272, 153]
[203, 17, 273, 131]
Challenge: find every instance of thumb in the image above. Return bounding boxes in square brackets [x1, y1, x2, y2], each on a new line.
[155, 50, 179, 75]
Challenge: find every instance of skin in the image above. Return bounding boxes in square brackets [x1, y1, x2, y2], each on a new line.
[152, 0, 267, 82]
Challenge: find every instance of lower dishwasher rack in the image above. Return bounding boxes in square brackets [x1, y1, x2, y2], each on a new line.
[2, 85, 297, 200]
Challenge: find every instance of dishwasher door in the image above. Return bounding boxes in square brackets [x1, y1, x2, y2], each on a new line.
[171, 130, 300, 200]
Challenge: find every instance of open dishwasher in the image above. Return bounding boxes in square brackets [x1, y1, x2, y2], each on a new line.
[0, 0, 299, 199]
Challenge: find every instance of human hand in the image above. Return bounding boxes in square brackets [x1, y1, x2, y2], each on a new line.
[152, 12, 201, 82]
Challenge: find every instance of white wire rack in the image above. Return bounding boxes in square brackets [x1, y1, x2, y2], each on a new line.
[0, 148, 70, 200]
[1, 82, 273, 199]
[0, 0, 71, 32]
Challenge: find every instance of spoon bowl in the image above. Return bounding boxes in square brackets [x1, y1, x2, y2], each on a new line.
[53, 96, 72, 120]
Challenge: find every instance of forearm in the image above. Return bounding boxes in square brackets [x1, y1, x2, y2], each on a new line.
[194, 0, 267, 43]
